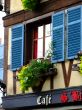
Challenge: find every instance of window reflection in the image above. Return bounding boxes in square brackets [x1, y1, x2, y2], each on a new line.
[37, 39, 43, 58]
[33, 23, 51, 59]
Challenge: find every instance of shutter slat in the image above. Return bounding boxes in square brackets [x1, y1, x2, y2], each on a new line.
[68, 7, 81, 23]
[67, 6, 82, 59]
[11, 24, 24, 70]
[51, 11, 64, 63]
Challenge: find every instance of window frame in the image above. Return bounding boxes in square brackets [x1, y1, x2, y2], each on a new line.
[32, 23, 51, 59]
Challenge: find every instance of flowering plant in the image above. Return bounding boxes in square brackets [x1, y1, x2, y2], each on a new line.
[21, 0, 40, 11]
[17, 59, 53, 91]
[78, 55, 82, 75]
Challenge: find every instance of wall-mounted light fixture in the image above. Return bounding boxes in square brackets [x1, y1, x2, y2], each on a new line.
[0, 0, 3, 11]
[0, 80, 6, 96]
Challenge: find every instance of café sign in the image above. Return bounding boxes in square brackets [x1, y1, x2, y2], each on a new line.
[37, 95, 52, 105]
[2, 86, 82, 109]
[37, 89, 82, 105]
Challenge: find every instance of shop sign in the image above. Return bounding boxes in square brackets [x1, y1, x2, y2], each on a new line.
[3, 86, 82, 109]
[37, 90, 82, 105]
[37, 95, 51, 105]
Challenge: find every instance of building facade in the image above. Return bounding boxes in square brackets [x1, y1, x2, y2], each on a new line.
[2, 0, 82, 110]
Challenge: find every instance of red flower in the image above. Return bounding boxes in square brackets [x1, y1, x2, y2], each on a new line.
[71, 90, 80, 101]
[60, 92, 68, 103]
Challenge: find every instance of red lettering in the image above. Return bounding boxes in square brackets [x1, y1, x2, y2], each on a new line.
[60, 92, 68, 103]
[71, 90, 80, 101]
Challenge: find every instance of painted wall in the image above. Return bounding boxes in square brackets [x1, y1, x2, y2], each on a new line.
[10, 0, 49, 14]
[7, 35, 82, 95]
[10, 0, 23, 14]
[7, 62, 82, 95]
[69, 60, 82, 87]
[6, 1, 82, 95]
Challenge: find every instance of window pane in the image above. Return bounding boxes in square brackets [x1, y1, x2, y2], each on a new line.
[33, 41, 37, 59]
[33, 28, 38, 39]
[45, 24, 51, 36]
[0, 68, 3, 80]
[38, 26, 43, 38]
[37, 39, 43, 58]
[45, 36, 51, 57]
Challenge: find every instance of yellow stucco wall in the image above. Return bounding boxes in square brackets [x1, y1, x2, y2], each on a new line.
[53, 63, 65, 89]
[42, 78, 50, 91]
[10, 0, 23, 14]
[10, 0, 49, 14]
[7, 60, 82, 95]
[7, 70, 13, 95]
[69, 60, 82, 87]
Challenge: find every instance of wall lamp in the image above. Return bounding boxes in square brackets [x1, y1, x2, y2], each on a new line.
[0, 0, 3, 11]
[0, 4, 3, 11]
[0, 80, 6, 96]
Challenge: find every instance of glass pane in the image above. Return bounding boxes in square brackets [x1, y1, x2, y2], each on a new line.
[33, 41, 37, 59]
[38, 26, 43, 38]
[45, 24, 51, 36]
[33, 28, 38, 39]
[37, 39, 43, 58]
[0, 68, 3, 80]
[45, 36, 51, 57]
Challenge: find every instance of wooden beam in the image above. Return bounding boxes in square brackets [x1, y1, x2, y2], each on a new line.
[3, 0, 82, 27]
[3, 27, 9, 93]
[13, 71, 16, 94]
[67, 60, 73, 87]
[62, 62, 68, 87]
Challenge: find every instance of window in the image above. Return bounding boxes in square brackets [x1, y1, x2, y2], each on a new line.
[33, 24, 51, 59]
[11, 17, 51, 70]
[11, 5, 82, 70]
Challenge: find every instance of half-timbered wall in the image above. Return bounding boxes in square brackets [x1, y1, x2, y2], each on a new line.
[3, 0, 82, 95]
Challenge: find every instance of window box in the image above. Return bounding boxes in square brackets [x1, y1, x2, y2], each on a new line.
[32, 67, 57, 92]
[17, 59, 57, 92]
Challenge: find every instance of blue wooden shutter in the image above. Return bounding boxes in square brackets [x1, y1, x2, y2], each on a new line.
[51, 11, 64, 63]
[11, 24, 24, 70]
[67, 6, 82, 59]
